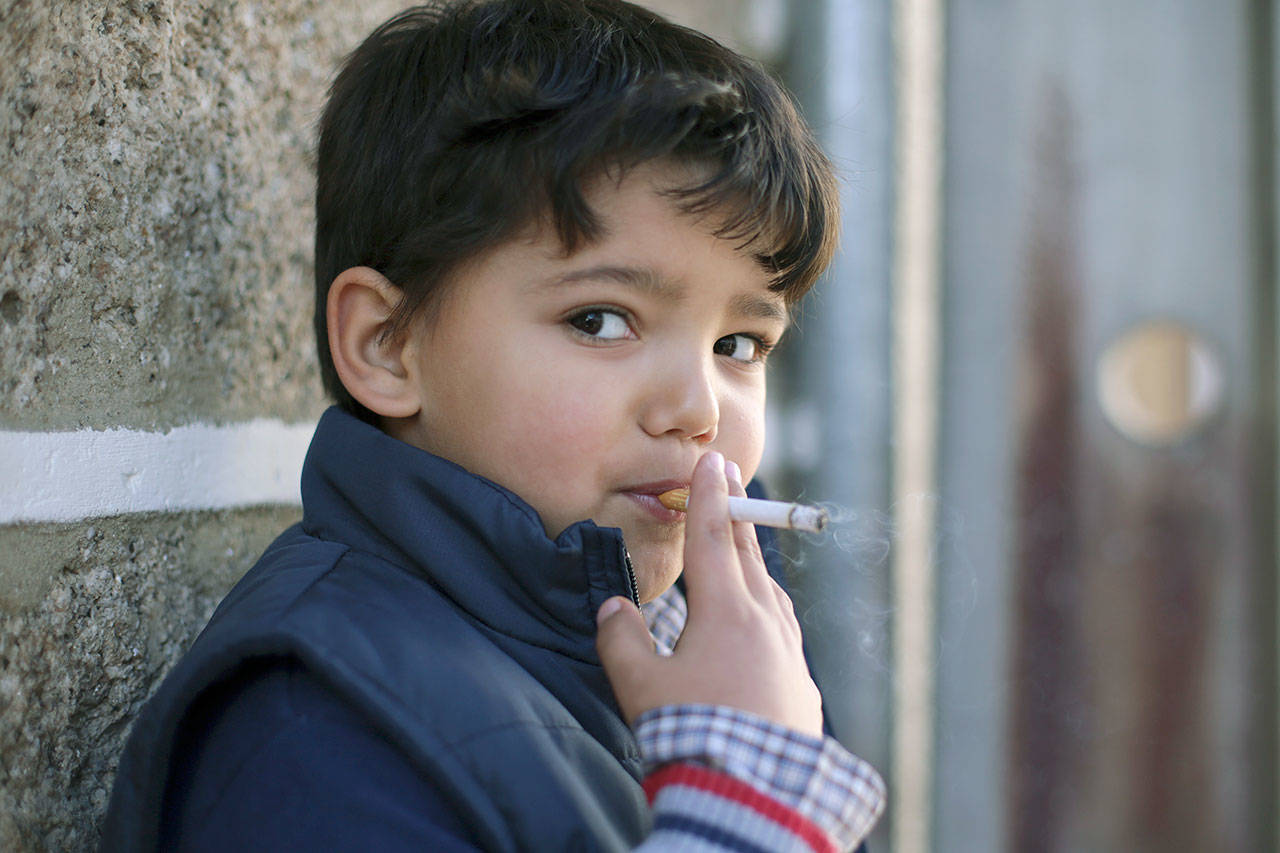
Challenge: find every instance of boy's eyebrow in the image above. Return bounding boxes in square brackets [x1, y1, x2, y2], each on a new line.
[538, 264, 788, 323]
[540, 265, 683, 299]
[730, 292, 789, 324]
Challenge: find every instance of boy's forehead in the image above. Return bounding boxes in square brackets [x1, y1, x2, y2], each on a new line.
[508, 162, 785, 291]
[512, 159, 737, 248]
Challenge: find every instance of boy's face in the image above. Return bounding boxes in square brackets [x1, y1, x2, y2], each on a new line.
[391, 164, 788, 603]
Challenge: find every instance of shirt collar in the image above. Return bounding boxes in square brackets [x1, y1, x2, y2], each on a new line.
[299, 407, 637, 662]
[642, 585, 687, 656]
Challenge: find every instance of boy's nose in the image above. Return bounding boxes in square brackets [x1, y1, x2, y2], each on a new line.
[639, 355, 719, 443]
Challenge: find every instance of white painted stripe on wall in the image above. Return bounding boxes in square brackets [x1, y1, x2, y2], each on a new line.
[0, 420, 316, 524]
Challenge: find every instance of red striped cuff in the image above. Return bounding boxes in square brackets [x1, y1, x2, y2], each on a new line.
[643, 763, 838, 853]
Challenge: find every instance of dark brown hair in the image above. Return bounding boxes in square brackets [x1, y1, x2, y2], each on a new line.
[315, 0, 838, 418]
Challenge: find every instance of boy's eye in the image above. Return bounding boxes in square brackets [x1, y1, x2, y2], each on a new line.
[567, 308, 632, 341]
[713, 333, 763, 362]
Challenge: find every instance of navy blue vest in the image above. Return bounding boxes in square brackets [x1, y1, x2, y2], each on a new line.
[103, 408, 666, 851]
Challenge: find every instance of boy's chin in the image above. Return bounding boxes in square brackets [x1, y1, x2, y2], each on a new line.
[627, 545, 685, 605]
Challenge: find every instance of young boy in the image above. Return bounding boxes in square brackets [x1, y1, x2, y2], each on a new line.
[103, 2, 885, 850]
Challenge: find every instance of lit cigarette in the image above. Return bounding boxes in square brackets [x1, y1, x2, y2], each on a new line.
[657, 489, 829, 534]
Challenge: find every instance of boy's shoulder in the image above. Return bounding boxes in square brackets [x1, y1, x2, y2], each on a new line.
[105, 524, 649, 851]
[198, 524, 559, 727]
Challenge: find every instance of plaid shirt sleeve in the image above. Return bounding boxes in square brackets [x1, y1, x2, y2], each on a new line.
[632, 704, 886, 853]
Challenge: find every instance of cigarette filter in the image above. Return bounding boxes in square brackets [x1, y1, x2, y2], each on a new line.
[657, 489, 829, 534]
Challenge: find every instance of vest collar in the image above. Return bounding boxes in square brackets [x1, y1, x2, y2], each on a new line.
[300, 407, 637, 662]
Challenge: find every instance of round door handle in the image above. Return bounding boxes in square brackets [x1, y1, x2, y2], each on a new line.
[1096, 320, 1223, 446]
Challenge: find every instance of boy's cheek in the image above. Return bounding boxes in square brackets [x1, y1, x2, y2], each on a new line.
[487, 405, 616, 508]
[711, 398, 767, 479]
[513, 389, 615, 456]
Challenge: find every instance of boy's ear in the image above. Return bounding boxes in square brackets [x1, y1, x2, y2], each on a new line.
[326, 267, 422, 419]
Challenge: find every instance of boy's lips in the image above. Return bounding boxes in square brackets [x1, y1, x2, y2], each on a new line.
[622, 479, 691, 495]
[620, 480, 690, 524]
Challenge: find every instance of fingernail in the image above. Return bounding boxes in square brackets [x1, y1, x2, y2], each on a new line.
[725, 459, 741, 484]
[597, 597, 625, 626]
[705, 450, 724, 472]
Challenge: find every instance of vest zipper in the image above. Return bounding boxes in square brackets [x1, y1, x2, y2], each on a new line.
[622, 550, 641, 608]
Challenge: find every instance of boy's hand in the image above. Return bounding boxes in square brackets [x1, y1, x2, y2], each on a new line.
[595, 451, 824, 737]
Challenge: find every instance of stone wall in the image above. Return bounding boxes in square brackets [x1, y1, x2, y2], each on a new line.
[0, 3, 402, 848]
[0, 1, 783, 849]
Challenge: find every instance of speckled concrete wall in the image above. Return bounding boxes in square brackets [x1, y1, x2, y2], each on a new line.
[0, 1, 784, 849]
[0, 2, 402, 848]
[0, 507, 304, 850]
[0, 1, 401, 432]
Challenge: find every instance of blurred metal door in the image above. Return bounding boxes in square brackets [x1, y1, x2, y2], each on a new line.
[938, 1, 1277, 849]
[783, 0, 1279, 850]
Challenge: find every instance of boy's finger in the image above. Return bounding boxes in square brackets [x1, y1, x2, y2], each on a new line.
[680, 451, 744, 610]
[724, 460, 772, 601]
[770, 577, 805, 644]
[594, 596, 658, 721]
